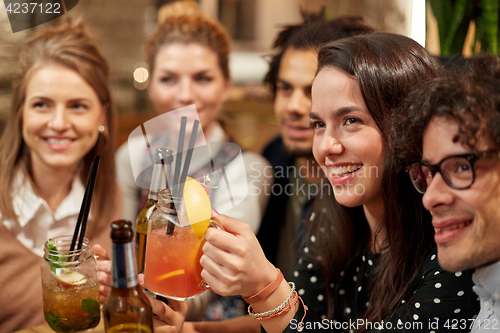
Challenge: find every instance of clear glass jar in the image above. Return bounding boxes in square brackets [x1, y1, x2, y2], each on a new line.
[143, 189, 208, 300]
[41, 236, 100, 333]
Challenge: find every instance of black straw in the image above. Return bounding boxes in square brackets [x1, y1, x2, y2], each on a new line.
[173, 117, 187, 198]
[70, 162, 93, 253]
[70, 156, 101, 252]
[77, 156, 100, 250]
[177, 120, 199, 199]
[166, 120, 199, 236]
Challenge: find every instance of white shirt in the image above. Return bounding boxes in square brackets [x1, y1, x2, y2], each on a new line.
[1, 171, 84, 257]
[471, 260, 500, 332]
[115, 122, 271, 234]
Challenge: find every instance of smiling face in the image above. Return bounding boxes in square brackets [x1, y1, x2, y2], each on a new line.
[148, 43, 231, 136]
[311, 67, 385, 210]
[22, 64, 105, 174]
[274, 47, 317, 157]
[422, 117, 500, 271]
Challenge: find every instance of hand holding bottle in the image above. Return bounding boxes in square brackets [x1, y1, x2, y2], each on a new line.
[95, 233, 187, 332]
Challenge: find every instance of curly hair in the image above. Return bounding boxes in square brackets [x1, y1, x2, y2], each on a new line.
[395, 54, 500, 165]
[264, 11, 374, 98]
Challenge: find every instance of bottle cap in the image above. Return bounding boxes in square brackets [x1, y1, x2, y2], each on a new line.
[155, 148, 173, 164]
[110, 220, 134, 243]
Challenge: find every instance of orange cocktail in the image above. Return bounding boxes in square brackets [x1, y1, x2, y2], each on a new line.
[144, 225, 205, 299]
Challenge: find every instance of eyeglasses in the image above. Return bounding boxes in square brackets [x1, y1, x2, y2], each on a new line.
[406, 150, 499, 194]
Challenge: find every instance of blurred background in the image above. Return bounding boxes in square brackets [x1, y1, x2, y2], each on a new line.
[0, 0, 495, 153]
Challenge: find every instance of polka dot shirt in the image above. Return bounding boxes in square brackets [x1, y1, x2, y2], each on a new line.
[286, 242, 479, 332]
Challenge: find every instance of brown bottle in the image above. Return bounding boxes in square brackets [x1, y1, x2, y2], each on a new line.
[103, 220, 154, 333]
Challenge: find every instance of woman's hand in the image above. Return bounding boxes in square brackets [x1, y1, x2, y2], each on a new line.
[92, 244, 112, 304]
[200, 214, 277, 298]
[151, 297, 188, 333]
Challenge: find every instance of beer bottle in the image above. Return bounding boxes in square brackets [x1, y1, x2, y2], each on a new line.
[136, 148, 173, 273]
[103, 220, 154, 333]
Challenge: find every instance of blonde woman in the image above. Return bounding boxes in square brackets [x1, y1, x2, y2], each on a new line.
[116, 1, 269, 235]
[0, 18, 121, 331]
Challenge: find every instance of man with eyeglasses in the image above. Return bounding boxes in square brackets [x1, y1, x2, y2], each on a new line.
[398, 55, 500, 332]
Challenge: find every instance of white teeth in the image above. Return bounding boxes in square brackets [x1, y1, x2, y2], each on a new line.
[330, 165, 362, 178]
[47, 138, 71, 145]
[442, 223, 464, 232]
[435, 222, 471, 234]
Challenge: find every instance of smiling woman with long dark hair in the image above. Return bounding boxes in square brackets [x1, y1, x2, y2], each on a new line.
[195, 33, 480, 333]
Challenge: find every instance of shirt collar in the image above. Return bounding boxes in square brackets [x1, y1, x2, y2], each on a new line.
[207, 122, 226, 142]
[54, 176, 85, 220]
[129, 121, 228, 185]
[12, 172, 44, 228]
[188, 122, 226, 170]
[12, 171, 85, 227]
[473, 260, 500, 299]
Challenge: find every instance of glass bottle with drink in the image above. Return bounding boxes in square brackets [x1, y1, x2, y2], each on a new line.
[103, 220, 154, 333]
[41, 236, 101, 333]
[136, 148, 173, 274]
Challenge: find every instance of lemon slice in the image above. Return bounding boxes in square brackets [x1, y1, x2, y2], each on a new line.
[55, 269, 87, 287]
[183, 176, 211, 239]
[157, 269, 185, 281]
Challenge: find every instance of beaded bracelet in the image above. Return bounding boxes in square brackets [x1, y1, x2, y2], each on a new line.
[248, 282, 295, 319]
[255, 291, 299, 320]
[243, 269, 283, 304]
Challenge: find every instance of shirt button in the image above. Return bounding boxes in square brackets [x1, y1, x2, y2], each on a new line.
[483, 301, 491, 311]
[493, 292, 500, 300]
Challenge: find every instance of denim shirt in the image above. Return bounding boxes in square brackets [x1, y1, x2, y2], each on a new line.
[471, 260, 500, 332]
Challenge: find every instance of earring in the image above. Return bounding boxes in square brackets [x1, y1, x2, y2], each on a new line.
[99, 125, 105, 132]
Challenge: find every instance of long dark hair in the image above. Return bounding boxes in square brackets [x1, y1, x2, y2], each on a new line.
[308, 33, 444, 330]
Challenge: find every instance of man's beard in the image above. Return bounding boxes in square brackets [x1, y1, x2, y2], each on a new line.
[285, 143, 314, 158]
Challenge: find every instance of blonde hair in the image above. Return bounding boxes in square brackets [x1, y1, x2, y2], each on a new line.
[158, 0, 200, 22]
[0, 17, 117, 238]
[145, 0, 231, 79]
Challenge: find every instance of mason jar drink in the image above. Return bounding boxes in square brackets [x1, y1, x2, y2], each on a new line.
[144, 189, 207, 300]
[41, 236, 100, 333]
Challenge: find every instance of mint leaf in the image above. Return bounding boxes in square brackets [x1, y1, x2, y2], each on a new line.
[81, 298, 100, 316]
[47, 240, 65, 273]
[45, 301, 100, 333]
[45, 311, 71, 333]
[81, 298, 100, 326]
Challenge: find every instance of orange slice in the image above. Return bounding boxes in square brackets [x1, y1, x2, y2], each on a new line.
[183, 176, 211, 239]
[157, 269, 185, 281]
